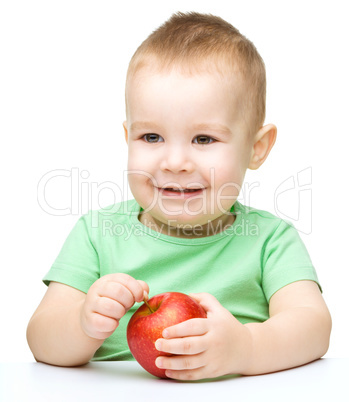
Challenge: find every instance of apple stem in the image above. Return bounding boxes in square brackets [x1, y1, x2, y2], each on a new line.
[144, 299, 155, 314]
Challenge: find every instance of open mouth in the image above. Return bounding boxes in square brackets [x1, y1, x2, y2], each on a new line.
[163, 188, 201, 193]
[158, 187, 205, 197]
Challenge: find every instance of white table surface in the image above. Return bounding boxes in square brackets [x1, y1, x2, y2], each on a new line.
[0, 358, 347, 402]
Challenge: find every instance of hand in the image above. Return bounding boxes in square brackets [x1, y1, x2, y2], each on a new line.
[80, 273, 149, 340]
[154, 293, 253, 380]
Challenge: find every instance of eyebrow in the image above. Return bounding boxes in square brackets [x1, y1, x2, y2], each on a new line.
[130, 121, 162, 132]
[191, 123, 232, 136]
[130, 121, 232, 135]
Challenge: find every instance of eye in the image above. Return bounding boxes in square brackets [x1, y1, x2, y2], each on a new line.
[142, 134, 164, 143]
[193, 135, 216, 145]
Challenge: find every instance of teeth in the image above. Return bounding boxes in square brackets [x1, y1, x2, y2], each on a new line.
[165, 188, 200, 192]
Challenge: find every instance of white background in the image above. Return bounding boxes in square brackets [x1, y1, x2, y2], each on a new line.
[1, 0, 348, 362]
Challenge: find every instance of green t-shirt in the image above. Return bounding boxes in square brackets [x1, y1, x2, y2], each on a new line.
[43, 199, 320, 361]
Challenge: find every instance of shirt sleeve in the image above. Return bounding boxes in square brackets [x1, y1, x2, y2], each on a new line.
[42, 214, 100, 293]
[262, 219, 321, 302]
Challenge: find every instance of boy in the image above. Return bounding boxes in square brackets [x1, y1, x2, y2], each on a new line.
[27, 12, 331, 380]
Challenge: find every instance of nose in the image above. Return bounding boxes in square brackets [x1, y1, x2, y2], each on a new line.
[160, 144, 194, 174]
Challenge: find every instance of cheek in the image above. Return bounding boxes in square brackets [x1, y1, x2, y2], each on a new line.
[127, 173, 157, 211]
[127, 146, 141, 169]
[127, 148, 156, 194]
[208, 153, 245, 185]
[127, 145, 155, 174]
[206, 153, 247, 206]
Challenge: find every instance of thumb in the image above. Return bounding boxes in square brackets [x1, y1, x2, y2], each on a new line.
[189, 292, 225, 315]
[137, 280, 150, 300]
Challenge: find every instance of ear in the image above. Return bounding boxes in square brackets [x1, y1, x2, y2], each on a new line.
[123, 121, 128, 144]
[248, 124, 277, 170]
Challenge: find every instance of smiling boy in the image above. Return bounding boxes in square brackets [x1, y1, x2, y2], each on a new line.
[27, 12, 331, 380]
[125, 70, 251, 237]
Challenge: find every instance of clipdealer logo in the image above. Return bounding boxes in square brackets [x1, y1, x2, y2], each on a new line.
[37, 167, 313, 234]
[37, 168, 129, 216]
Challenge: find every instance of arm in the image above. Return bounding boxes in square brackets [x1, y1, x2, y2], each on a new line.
[153, 280, 331, 380]
[27, 274, 149, 367]
[244, 280, 332, 374]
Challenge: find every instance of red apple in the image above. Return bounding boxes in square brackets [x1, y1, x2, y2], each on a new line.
[127, 292, 207, 378]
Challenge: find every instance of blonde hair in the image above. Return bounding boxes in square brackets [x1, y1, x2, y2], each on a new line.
[126, 12, 266, 134]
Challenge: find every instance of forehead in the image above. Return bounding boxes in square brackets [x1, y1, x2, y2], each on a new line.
[125, 65, 250, 137]
[127, 68, 240, 113]
[126, 54, 244, 88]
[125, 62, 245, 113]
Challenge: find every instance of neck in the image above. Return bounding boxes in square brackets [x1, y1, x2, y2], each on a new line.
[139, 212, 235, 239]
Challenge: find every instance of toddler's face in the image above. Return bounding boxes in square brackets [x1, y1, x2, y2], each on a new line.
[124, 67, 254, 231]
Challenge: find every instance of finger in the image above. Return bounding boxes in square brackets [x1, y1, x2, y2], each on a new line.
[155, 335, 207, 355]
[101, 273, 146, 303]
[162, 318, 208, 339]
[97, 281, 135, 310]
[155, 353, 205, 372]
[165, 366, 208, 381]
[137, 280, 150, 299]
[94, 296, 126, 320]
[188, 293, 225, 314]
[85, 312, 119, 339]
